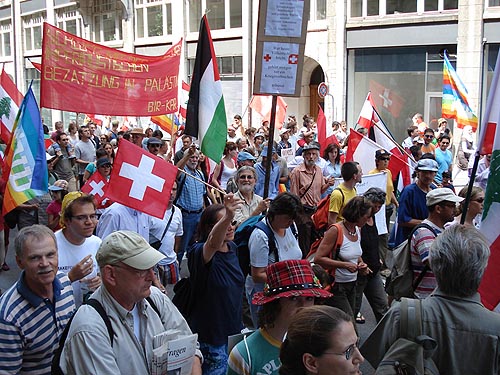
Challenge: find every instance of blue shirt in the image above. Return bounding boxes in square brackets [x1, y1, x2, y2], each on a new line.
[176, 167, 206, 211]
[394, 183, 430, 247]
[254, 161, 280, 199]
[434, 148, 452, 183]
[0, 272, 75, 374]
[188, 242, 244, 346]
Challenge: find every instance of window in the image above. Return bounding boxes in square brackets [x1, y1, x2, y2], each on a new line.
[55, 6, 84, 36]
[187, 55, 242, 81]
[23, 12, 45, 52]
[93, 1, 122, 42]
[0, 19, 11, 57]
[350, 0, 457, 17]
[489, 0, 500, 5]
[188, 0, 241, 32]
[135, 0, 173, 39]
[311, 0, 327, 20]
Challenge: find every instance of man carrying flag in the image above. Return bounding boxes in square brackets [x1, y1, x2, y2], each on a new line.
[185, 15, 227, 163]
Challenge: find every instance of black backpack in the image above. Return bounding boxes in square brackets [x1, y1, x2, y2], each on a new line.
[51, 297, 160, 375]
[375, 298, 440, 375]
[233, 215, 297, 277]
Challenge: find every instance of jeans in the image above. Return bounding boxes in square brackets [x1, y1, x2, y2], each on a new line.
[355, 271, 388, 322]
[325, 281, 357, 319]
[245, 276, 264, 328]
[199, 342, 228, 375]
[177, 211, 202, 265]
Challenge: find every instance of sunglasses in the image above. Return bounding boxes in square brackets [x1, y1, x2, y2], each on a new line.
[424, 134, 434, 138]
[473, 198, 484, 203]
[440, 142, 450, 145]
[239, 175, 254, 180]
[379, 157, 390, 161]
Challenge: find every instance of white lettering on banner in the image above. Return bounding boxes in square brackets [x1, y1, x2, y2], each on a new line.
[119, 155, 164, 200]
[89, 180, 105, 197]
[10, 133, 33, 192]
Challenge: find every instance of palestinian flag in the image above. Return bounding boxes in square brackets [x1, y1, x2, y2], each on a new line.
[185, 15, 227, 163]
[477, 52, 500, 311]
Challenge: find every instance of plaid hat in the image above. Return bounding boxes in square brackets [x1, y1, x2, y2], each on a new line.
[252, 259, 332, 305]
[96, 230, 165, 269]
[375, 149, 391, 160]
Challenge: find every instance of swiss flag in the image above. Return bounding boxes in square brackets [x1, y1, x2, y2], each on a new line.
[316, 104, 338, 153]
[81, 171, 109, 206]
[249, 95, 287, 128]
[346, 129, 407, 181]
[369, 80, 405, 118]
[106, 140, 178, 219]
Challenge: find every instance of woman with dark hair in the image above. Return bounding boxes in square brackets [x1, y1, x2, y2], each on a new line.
[279, 305, 363, 375]
[211, 141, 238, 191]
[246, 192, 304, 327]
[228, 260, 332, 375]
[188, 194, 245, 375]
[354, 188, 388, 323]
[322, 143, 342, 198]
[314, 196, 371, 318]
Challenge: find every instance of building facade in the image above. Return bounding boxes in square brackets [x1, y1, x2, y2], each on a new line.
[0, 0, 498, 142]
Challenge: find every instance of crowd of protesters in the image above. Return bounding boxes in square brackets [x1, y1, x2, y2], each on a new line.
[0, 112, 498, 375]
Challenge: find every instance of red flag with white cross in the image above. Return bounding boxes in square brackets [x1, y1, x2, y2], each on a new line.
[106, 141, 178, 218]
[81, 171, 109, 205]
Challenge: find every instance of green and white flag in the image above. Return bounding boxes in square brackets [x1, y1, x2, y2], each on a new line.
[185, 15, 227, 163]
[477, 52, 500, 311]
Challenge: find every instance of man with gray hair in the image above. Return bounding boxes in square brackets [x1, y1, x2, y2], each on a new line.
[0, 225, 75, 374]
[362, 225, 500, 374]
[61, 230, 202, 375]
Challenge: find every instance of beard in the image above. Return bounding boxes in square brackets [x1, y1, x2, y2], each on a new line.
[238, 184, 254, 194]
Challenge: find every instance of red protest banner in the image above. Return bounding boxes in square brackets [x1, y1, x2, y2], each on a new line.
[40, 23, 181, 116]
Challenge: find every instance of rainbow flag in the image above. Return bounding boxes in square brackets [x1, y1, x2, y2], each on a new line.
[442, 53, 478, 130]
[2, 87, 48, 215]
[151, 114, 177, 135]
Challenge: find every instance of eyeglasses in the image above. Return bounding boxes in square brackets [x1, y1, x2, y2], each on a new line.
[473, 198, 484, 203]
[379, 157, 390, 161]
[99, 164, 112, 168]
[113, 264, 155, 278]
[424, 135, 434, 138]
[71, 214, 98, 222]
[440, 142, 450, 146]
[323, 338, 360, 360]
[239, 175, 254, 180]
[230, 220, 237, 226]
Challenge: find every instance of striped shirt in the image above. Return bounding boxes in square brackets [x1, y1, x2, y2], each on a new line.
[0, 272, 75, 374]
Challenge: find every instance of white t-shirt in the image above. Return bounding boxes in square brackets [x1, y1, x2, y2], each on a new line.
[55, 230, 102, 307]
[248, 219, 302, 268]
[149, 206, 183, 265]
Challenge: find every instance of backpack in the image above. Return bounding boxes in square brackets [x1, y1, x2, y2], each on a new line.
[51, 297, 160, 375]
[375, 298, 439, 375]
[306, 223, 343, 284]
[311, 187, 349, 235]
[385, 223, 437, 300]
[233, 215, 297, 277]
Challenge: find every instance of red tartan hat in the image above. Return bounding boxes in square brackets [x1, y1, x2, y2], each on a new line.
[252, 259, 332, 305]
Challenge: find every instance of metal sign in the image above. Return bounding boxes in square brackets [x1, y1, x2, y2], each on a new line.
[318, 82, 329, 98]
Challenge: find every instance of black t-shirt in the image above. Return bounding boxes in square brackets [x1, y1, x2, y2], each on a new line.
[360, 217, 381, 273]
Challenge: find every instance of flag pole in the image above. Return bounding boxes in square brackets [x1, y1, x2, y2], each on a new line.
[458, 40, 487, 225]
[370, 106, 416, 164]
[263, 95, 278, 199]
[177, 166, 226, 196]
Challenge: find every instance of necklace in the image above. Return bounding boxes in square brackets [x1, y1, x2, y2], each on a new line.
[343, 222, 357, 236]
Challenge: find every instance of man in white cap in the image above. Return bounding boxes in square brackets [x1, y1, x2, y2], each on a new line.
[393, 158, 438, 247]
[61, 230, 202, 375]
[409, 188, 463, 299]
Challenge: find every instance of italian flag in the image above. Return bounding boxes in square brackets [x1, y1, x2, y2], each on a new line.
[478, 52, 500, 311]
[0, 69, 23, 144]
[185, 15, 227, 163]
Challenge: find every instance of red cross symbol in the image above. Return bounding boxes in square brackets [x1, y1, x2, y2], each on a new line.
[288, 54, 298, 64]
[264, 54, 272, 62]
